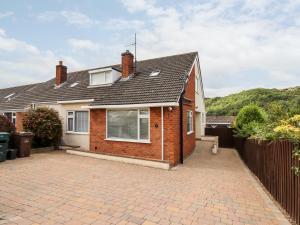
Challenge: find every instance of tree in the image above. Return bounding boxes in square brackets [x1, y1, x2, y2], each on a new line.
[235, 105, 267, 138]
[23, 108, 62, 147]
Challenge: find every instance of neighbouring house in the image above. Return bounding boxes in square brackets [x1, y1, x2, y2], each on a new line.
[206, 116, 236, 128]
[0, 51, 206, 166]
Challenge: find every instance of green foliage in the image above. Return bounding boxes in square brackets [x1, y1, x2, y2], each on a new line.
[235, 104, 267, 129]
[0, 115, 15, 133]
[273, 115, 300, 142]
[23, 108, 62, 147]
[206, 87, 300, 116]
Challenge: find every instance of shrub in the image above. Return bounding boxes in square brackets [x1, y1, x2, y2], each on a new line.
[23, 108, 62, 147]
[273, 115, 300, 142]
[0, 115, 15, 133]
[235, 105, 267, 138]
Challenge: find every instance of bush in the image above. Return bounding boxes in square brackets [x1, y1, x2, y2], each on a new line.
[235, 105, 267, 138]
[23, 108, 62, 147]
[0, 115, 15, 133]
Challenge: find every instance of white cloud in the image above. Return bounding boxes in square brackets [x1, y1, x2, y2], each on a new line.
[121, 0, 300, 97]
[0, 28, 83, 88]
[61, 11, 95, 27]
[104, 19, 145, 30]
[0, 11, 14, 19]
[37, 10, 97, 27]
[68, 39, 99, 51]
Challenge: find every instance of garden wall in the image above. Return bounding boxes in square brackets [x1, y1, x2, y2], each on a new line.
[237, 139, 300, 225]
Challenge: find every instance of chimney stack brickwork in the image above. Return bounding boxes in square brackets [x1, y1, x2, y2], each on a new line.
[56, 61, 67, 86]
[121, 50, 134, 78]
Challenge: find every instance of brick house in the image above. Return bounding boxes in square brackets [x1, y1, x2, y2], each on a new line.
[0, 51, 206, 166]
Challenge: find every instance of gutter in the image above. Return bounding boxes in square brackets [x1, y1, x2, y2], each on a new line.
[83, 102, 179, 109]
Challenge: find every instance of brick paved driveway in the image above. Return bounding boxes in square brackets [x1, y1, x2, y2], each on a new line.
[0, 142, 290, 225]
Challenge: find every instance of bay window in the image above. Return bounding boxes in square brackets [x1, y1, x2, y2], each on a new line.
[107, 109, 150, 141]
[187, 110, 193, 134]
[67, 111, 89, 133]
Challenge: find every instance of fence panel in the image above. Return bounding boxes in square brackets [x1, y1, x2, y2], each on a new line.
[241, 139, 299, 225]
[205, 127, 234, 148]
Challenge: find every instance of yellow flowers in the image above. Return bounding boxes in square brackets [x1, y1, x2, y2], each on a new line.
[274, 115, 300, 141]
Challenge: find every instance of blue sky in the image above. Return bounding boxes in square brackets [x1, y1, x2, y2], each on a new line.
[0, 0, 299, 97]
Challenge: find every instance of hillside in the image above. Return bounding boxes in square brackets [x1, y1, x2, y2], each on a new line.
[205, 87, 300, 116]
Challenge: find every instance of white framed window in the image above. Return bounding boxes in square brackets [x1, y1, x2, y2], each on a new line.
[195, 76, 199, 93]
[67, 111, 89, 133]
[3, 112, 16, 125]
[107, 109, 150, 142]
[187, 110, 193, 134]
[90, 71, 111, 86]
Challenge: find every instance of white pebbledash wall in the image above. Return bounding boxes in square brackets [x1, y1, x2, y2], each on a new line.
[194, 57, 206, 138]
[36, 103, 90, 150]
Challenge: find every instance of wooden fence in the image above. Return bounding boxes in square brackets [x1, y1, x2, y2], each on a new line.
[237, 139, 300, 225]
[205, 127, 234, 148]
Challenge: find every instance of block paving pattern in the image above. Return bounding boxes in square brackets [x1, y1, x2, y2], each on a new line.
[0, 142, 290, 225]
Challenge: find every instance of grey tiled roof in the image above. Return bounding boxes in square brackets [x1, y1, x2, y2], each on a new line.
[0, 52, 197, 111]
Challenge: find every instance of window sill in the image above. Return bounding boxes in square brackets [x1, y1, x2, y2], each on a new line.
[187, 131, 194, 135]
[105, 138, 151, 144]
[66, 132, 89, 135]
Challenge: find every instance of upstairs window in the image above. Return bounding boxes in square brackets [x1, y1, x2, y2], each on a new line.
[195, 76, 199, 93]
[187, 110, 193, 134]
[90, 70, 112, 86]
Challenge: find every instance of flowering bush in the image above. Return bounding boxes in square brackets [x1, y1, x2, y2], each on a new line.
[274, 115, 300, 175]
[0, 115, 15, 133]
[23, 108, 62, 147]
[274, 115, 300, 141]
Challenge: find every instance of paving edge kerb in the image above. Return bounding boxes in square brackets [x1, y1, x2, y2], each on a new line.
[233, 150, 292, 225]
[66, 150, 170, 170]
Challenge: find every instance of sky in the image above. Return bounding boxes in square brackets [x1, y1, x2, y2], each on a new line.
[0, 0, 299, 97]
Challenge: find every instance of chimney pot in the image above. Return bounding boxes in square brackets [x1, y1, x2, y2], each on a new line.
[121, 50, 134, 78]
[56, 61, 67, 86]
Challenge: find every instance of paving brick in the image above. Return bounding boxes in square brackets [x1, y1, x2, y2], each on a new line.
[0, 142, 290, 225]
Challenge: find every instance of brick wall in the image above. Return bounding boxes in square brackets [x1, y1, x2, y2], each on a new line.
[16, 112, 24, 132]
[182, 65, 196, 158]
[90, 107, 164, 161]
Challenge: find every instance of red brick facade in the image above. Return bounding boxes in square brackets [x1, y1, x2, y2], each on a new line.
[16, 112, 25, 132]
[121, 50, 134, 78]
[56, 61, 67, 86]
[89, 65, 196, 166]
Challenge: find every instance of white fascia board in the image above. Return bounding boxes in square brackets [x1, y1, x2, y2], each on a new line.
[82, 102, 179, 109]
[88, 67, 112, 74]
[57, 99, 95, 104]
[1, 109, 25, 112]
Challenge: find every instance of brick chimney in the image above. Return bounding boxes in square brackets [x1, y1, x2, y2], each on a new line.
[56, 61, 67, 86]
[121, 50, 134, 78]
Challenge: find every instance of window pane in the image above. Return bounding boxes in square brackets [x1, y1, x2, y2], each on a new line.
[91, 73, 105, 85]
[75, 111, 88, 132]
[4, 112, 12, 121]
[140, 118, 149, 140]
[107, 110, 138, 139]
[139, 110, 149, 116]
[68, 118, 74, 131]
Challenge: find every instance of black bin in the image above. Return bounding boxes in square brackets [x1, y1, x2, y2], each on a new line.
[6, 149, 17, 160]
[0, 132, 10, 162]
